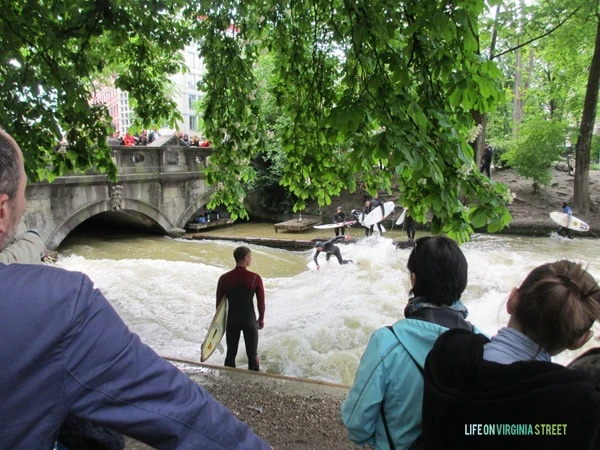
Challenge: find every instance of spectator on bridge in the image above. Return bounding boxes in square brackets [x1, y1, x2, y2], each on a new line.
[148, 127, 160, 144]
[137, 130, 148, 146]
[122, 129, 135, 146]
[181, 134, 191, 146]
[0, 128, 270, 449]
[113, 130, 124, 145]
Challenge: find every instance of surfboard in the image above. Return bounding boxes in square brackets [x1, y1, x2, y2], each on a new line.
[549, 211, 590, 232]
[307, 261, 319, 270]
[313, 220, 356, 230]
[395, 208, 407, 225]
[201, 295, 227, 362]
[363, 201, 396, 226]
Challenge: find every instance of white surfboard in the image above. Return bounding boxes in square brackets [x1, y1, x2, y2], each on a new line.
[201, 295, 227, 362]
[307, 261, 319, 270]
[363, 201, 395, 226]
[549, 211, 589, 232]
[313, 220, 356, 230]
[395, 208, 407, 225]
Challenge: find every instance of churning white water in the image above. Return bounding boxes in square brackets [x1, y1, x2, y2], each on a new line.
[55, 233, 600, 385]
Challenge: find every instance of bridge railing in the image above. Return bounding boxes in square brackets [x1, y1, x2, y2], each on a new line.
[112, 145, 213, 175]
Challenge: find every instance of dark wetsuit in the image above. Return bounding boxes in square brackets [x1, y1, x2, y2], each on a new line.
[405, 213, 416, 241]
[314, 236, 352, 265]
[370, 198, 385, 235]
[216, 266, 265, 371]
[333, 211, 346, 236]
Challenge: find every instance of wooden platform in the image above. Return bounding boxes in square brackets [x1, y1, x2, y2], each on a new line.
[186, 218, 233, 232]
[274, 217, 321, 233]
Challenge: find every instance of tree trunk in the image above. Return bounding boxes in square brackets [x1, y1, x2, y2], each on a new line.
[474, 5, 500, 166]
[513, 51, 523, 140]
[512, 0, 526, 140]
[574, 18, 600, 214]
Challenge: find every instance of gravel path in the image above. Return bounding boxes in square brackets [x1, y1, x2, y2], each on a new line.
[125, 363, 366, 450]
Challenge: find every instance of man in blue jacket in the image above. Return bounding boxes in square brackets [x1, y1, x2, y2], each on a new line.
[0, 129, 270, 449]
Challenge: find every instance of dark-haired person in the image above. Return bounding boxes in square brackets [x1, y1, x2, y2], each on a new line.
[216, 246, 265, 371]
[342, 236, 477, 449]
[333, 206, 347, 237]
[0, 129, 270, 449]
[421, 260, 600, 450]
[313, 235, 352, 270]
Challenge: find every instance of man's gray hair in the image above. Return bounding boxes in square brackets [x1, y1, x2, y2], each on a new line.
[0, 130, 21, 199]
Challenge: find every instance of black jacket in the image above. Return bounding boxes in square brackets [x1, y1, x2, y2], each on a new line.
[421, 329, 600, 450]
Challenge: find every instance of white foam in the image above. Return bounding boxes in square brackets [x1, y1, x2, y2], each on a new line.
[56, 234, 600, 383]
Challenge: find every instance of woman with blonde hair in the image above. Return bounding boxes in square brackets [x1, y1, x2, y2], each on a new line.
[421, 260, 600, 449]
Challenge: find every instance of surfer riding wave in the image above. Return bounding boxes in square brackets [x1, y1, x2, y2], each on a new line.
[313, 236, 353, 270]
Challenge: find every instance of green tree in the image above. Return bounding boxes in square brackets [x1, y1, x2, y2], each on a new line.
[503, 119, 567, 193]
[3, 0, 513, 242]
[0, 0, 193, 181]
[190, 0, 511, 242]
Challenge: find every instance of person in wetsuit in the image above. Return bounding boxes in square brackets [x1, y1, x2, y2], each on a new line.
[404, 208, 416, 243]
[333, 206, 347, 237]
[313, 236, 353, 270]
[216, 246, 265, 371]
[558, 201, 573, 239]
[367, 193, 385, 236]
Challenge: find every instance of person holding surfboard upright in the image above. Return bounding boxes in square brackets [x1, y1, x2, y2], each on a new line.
[342, 236, 477, 449]
[333, 206, 347, 237]
[216, 246, 266, 371]
[313, 235, 353, 270]
[558, 201, 573, 239]
[370, 194, 385, 235]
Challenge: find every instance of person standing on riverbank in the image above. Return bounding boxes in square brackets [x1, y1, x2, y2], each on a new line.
[333, 206, 347, 237]
[558, 201, 573, 239]
[0, 129, 270, 449]
[216, 246, 266, 371]
[342, 236, 476, 449]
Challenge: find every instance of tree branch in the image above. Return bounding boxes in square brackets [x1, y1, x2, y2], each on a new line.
[493, 5, 582, 59]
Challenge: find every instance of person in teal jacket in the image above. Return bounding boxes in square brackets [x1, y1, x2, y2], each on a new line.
[341, 235, 478, 449]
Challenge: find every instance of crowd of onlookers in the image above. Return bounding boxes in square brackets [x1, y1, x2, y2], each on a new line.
[112, 129, 211, 147]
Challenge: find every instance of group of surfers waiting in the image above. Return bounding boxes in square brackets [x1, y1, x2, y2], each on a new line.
[313, 197, 417, 270]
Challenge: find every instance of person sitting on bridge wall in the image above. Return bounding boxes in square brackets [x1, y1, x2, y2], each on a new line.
[0, 128, 271, 449]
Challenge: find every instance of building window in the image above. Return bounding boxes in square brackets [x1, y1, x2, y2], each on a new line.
[189, 116, 197, 131]
[188, 95, 197, 109]
[188, 74, 198, 90]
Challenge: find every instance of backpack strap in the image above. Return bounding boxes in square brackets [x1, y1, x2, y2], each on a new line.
[380, 326, 425, 450]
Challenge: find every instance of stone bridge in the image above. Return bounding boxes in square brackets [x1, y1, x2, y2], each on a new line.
[24, 136, 216, 250]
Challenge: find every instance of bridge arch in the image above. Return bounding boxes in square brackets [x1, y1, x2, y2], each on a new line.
[177, 192, 215, 228]
[46, 198, 174, 250]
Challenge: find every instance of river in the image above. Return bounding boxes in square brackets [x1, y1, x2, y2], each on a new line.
[55, 224, 600, 385]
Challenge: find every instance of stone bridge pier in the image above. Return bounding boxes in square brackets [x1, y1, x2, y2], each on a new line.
[23, 137, 216, 250]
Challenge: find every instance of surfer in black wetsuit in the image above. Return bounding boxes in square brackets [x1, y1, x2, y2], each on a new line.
[404, 208, 416, 243]
[333, 206, 347, 237]
[370, 194, 385, 236]
[313, 236, 353, 270]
